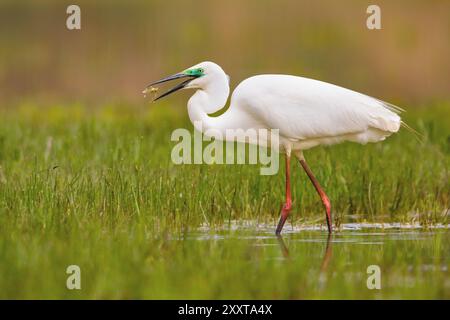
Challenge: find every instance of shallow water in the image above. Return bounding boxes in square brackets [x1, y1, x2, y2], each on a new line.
[168, 223, 449, 299]
[2, 221, 447, 299]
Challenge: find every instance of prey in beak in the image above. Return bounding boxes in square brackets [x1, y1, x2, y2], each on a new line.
[143, 68, 204, 101]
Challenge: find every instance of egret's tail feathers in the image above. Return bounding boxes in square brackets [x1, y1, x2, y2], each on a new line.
[374, 97, 423, 141]
[375, 97, 423, 142]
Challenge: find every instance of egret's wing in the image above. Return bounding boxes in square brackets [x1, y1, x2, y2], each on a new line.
[232, 75, 401, 141]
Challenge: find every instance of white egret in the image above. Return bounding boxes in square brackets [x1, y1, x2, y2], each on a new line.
[144, 61, 405, 234]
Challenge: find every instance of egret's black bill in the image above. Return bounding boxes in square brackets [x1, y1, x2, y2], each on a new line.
[144, 73, 195, 101]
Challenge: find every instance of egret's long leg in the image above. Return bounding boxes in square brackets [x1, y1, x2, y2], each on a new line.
[299, 159, 333, 233]
[275, 154, 292, 235]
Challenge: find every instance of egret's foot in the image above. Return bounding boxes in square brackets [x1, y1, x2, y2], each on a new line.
[322, 195, 332, 233]
[275, 201, 292, 235]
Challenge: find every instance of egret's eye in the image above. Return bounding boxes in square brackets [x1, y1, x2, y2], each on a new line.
[198, 68, 204, 73]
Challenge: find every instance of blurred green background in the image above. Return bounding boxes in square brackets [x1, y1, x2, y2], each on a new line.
[1, 0, 449, 106]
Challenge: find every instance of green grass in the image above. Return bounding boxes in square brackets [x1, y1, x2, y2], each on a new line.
[0, 102, 448, 299]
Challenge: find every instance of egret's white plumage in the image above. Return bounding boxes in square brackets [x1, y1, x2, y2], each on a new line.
[233, 75, 401, 147]
[181, 62, 401, 154]
[146, 61, 404, 234]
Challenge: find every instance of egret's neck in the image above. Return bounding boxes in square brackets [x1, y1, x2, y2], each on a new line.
[187, 78, 230, 134]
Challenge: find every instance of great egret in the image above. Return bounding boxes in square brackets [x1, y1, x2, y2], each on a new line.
[144, 61, 404, 234]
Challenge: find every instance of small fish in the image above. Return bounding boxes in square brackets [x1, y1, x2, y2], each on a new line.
[142, 86, 159, 99]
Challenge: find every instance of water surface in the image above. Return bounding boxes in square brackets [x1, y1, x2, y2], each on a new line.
[169, 223, 449, 299]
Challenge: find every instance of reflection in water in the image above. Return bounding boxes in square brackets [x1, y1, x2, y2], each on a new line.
[320, 234, 333, 272]
[318, 235, 333, 291]
[182, 226, 448, 298]
[276, 234, 333, 272]
[276, 235, 290, 259]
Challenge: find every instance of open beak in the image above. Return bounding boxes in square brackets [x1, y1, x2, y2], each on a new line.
[143, 73, 196, 101]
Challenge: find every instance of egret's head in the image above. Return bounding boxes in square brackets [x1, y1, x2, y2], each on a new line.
[144, 61, 229, 101]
